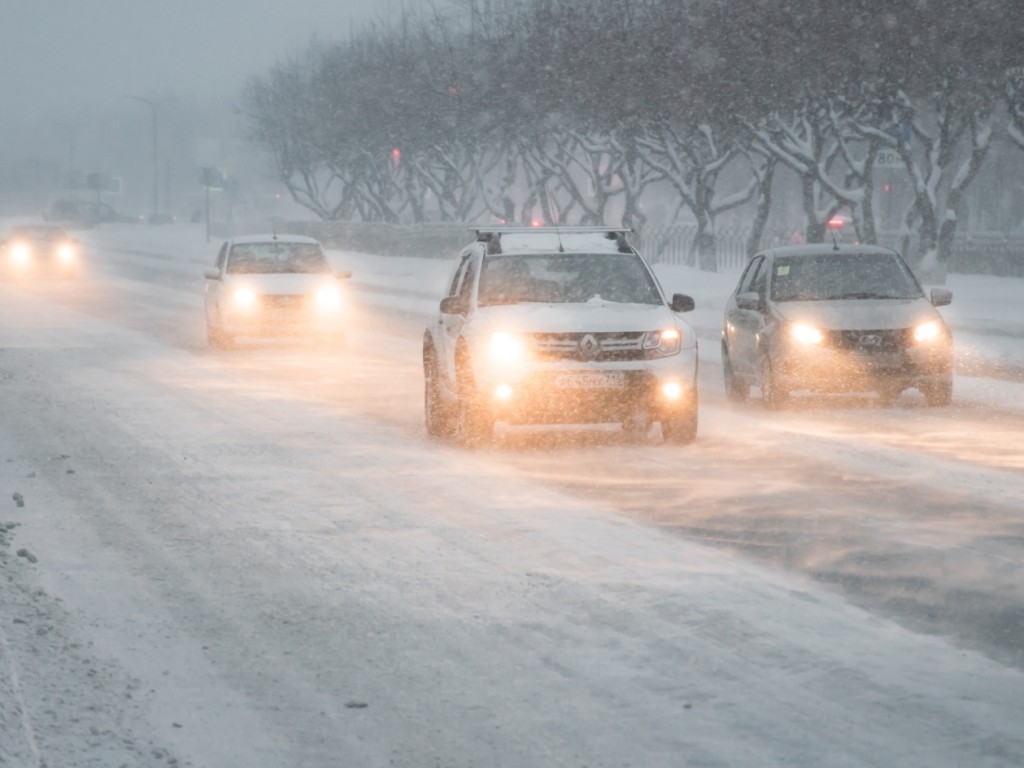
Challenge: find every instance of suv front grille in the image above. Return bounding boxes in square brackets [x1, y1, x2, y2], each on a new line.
[530, 331, 646, 362]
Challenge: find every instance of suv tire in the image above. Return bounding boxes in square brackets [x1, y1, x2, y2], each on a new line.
[424, 349, 456, 437]
[661, 404, 698, 444]
[454, 357, 493, 446]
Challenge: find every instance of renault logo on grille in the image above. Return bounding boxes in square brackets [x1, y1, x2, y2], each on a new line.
[858, 333, 882, 346]
[578, 334, 602, 360]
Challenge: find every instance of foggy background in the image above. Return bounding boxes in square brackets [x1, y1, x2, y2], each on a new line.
[0, 0, 397, 219]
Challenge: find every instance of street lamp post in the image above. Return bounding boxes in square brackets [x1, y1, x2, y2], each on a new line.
[53, 122, 76, 186]
[126, 94, 174, 222]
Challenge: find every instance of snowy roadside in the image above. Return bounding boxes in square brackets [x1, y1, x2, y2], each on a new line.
[0, 437, 186, 767]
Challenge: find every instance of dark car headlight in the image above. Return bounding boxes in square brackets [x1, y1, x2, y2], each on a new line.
[643, 328, 681, 358]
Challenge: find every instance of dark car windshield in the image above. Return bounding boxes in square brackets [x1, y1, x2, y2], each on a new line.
[10, 226, 68, 241]
[226, 242, 331, 274]
[771, 252, 923, 302]
[477, 253, 662, 306]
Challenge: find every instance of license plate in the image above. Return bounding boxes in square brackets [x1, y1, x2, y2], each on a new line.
[555, 372, 626, 389]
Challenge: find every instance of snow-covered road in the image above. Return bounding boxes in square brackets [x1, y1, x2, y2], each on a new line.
[1, 224, 1022, 767]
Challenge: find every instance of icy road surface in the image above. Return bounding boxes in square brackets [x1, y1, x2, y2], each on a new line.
[1, 224, 1022, 767]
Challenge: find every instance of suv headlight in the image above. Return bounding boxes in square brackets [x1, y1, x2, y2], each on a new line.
[789, 323, 824, 345]
[913, 321, 941, 343]
[487, 332, 529, 366]
[58, 243, 75, 262]
[643, 328, 681, 358]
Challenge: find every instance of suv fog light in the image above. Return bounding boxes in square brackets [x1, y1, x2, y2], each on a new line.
[661, 381, 683, 401]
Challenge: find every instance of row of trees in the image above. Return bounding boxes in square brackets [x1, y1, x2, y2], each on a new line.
[242, 0, 1024, 278]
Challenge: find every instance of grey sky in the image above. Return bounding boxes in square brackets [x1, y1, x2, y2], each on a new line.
[0, 0, 396, 158]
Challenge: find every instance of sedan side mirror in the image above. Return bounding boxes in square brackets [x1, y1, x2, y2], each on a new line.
[440, 295, 466, 315]
[670, 293, 695, 313]
[203, 268, 222, 280]
[736, 291, 761, 311]
[930, 287, 953, 307]
[335, 270, 353, 280]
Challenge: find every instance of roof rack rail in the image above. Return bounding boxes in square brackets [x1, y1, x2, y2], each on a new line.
[472, 225, 636, 255]
[472, 225, 631, 237]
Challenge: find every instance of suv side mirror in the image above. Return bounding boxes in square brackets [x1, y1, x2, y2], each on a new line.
[930, 287, 953, 307]
[440, 295, 466, 315]
[670, 293, 695, 313]
[203, 268, 222, 280]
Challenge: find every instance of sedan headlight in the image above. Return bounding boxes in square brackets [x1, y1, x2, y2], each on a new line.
[57, 243, 75, 262]
[789, 323, 824, 345]
[232, 287, 257, 307]
[643, 328, 681, 358]
[487, 332, 529, 366]
[913, 320, 941, 343]
[315, 285, 342, 311]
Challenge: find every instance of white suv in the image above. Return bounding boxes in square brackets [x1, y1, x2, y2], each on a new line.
[422, 227, 699, 444]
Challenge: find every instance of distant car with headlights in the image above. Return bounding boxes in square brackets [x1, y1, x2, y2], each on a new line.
[422, 227, 699, 445]
[721, 244, 953, 408]
[203, 234, 351, 348]
[1, 224, 79, 278]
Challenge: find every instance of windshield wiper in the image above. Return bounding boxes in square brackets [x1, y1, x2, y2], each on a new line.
[825, 292, 904, 300]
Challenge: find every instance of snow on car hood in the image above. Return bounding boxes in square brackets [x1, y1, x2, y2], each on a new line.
[479, 300, 695, 343]
[223, 273, 335, 295]
[776, 297, 940, 330]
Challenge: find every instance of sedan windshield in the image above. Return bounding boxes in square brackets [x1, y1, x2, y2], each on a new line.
[477, 253, 662, 306]
[771, 252, 923, 302]
[227, 242, 331, 274]
[10, 226, 68, 241]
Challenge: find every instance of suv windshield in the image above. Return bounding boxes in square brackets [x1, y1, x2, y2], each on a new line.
[226, 242, 331, 274]
[477, 253, 662, 306]
[771, 252, 923, 302]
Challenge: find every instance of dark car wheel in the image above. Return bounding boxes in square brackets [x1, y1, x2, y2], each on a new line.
[876, 382, 904, 407]
[722, 343, 750, 403]
[921, 376, 953, 407]
[760, 358, 788, 409]
[424, 350, 456, 437]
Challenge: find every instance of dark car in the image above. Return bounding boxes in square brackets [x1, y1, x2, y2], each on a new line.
[43, 199, 138, 228]
[1, 224, 80, 278]
[721, 244, 953, 408]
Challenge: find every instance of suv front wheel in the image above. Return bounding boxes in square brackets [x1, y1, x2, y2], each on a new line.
[454, 355, 494, 446]
[661, 401, 698, 444]
[424, 348, 456, 436]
